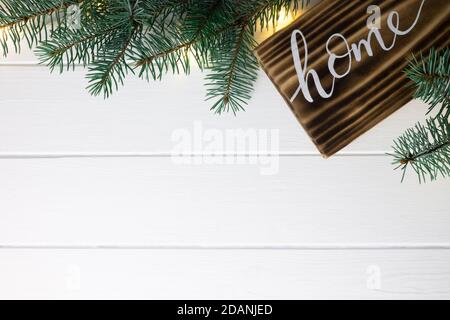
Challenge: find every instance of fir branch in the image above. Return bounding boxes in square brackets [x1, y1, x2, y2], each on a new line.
[86, 25, 137, 97]
[138, 0, 190, 28]
[135, 35, 194, 80]
[206, 24, 259, 114]
[390, 116, 450, 183]
[203, 0, 310, 113]
[36, 0, 123, 71]
[0, 0, 82, 55]
[134, 22, 237, 80]
[36, 23, 121, 71]
[405, 48, 450, 118]
[2, 0, 313, 113]
[86, 0, 140, 97]
[242, 0, 309, 32]
[219, 26, 248, 108]
[135, 0, 226, 81]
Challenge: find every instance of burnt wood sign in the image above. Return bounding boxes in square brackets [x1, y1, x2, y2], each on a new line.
[255, 0, 450, 157]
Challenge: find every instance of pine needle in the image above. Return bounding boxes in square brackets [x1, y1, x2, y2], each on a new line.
[1, 0, 310, 112]
[390, 115, 450, 183]
[405, 48, 450, 118]
[390, 47, 450, 183]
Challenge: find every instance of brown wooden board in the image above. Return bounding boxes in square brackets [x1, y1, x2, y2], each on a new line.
[255, 0, 450, 157]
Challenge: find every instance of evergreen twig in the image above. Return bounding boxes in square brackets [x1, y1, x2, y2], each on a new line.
[1, 0, 310, 112]
[390, 116, 450, 183]
[206, 23, 258, 114]
[391, 48, 450, 183]
[405, 48, 450, 118]
[0, 0, 83, 55]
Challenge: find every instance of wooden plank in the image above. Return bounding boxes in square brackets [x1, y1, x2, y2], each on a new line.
[0, 44, 36, 63]
[0, 66, 432, 154]
[0, 156, 448, 245]
[1, 249, 450, 299]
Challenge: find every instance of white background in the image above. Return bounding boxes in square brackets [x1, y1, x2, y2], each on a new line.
[0, 20, 449, 299]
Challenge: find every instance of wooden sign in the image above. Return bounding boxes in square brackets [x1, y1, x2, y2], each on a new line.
[255, 0, 450, 157]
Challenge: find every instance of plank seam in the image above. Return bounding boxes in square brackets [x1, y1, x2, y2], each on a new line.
[1, 244, 450, 250]
[0, 152, 390, 159]
[0, 62, 58, 66]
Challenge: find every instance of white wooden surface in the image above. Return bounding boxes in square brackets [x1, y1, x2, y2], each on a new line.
[0, 42, 449, 299]
[1, 249, 450, 299]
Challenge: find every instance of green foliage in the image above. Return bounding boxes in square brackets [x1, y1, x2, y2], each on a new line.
[1, 0, 310, 113]
[405, 47, 450, 118]
[206, 25, 259, 114]
[247, 0, 307, 32]
[35, 3, 121, 72]
[0, 0, 79, 54]
[390, 116, 449, 183]
[85, 1, 141, 97]
[390, 47, 450, 183]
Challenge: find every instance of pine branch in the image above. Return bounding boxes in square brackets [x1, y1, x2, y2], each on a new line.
[0, 0, 82, 55]
[206, 24, 259, 114]
[86, 26, 137, 97]
[243, 0, 309, 32]
[405, 47, 450, 118]
[135, 0, 311, 112]
[86, 0, 140, 97]
[223, 28, 247, 103]
[389, 116, 450, 183]
[134, 23, 237, 80]
[202, 0, 310, 113]
[36, 23, 121, 71]
[135, 0, 226, 81]
[36, 0, 122, 71]
[135, 35, 194, 80]
[138, 0, 191, 29]
[2, 0, 313, 112]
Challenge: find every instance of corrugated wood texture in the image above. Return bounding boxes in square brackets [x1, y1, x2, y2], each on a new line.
[255, 0, 450, 156]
